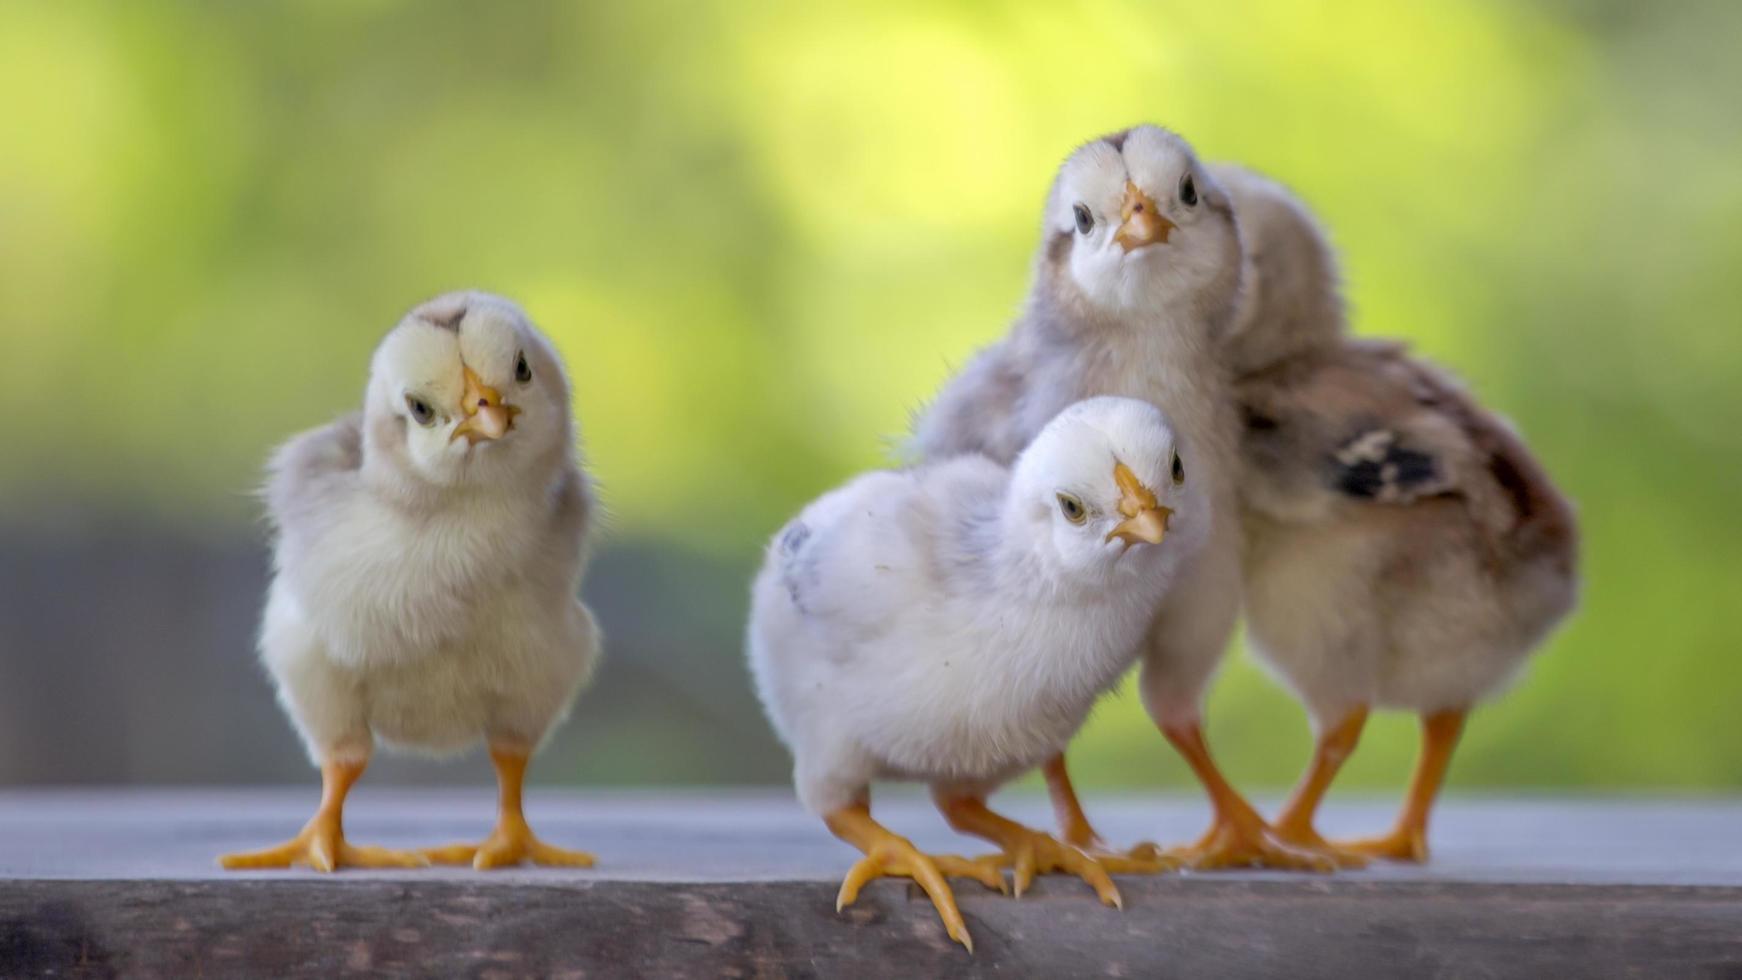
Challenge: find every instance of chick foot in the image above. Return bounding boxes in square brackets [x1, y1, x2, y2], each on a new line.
[219, 757, 425, 872]
[422, 814, 597, 870]
[827, 804, 1003, 953]
[1336, 827, 1429, 863]
[1159, 720, 1337, 871]
[1268, 820, 1369, 870]
[1078, 840, 1183, 875]
[220, 812, 427, 872]
[422, 743, 594, 870]
[994, 828, 1123, 905]
[1267, 708, 1370, 869]
[1164, 816, 1338, 872]
[1332, 710, 1464, 865]
[940, 794, 1123, 907]
[1045, 755, 1180, 875]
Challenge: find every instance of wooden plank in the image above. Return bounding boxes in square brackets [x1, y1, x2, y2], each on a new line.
[5, 879, 1741, 979]
[2, 791, 1740, 977]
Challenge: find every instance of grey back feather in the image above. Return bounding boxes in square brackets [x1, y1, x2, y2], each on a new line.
[263, 413, 364, 536]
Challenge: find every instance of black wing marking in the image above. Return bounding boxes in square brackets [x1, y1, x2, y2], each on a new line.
[1329, 428, 1439, 502]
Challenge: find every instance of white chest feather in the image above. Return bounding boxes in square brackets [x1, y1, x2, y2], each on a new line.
[278, 490, 551, 667]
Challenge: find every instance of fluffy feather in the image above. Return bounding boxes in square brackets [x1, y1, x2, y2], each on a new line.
[911, 125, 1247, 731]
[1219, 162, 1580, 728]
[752, 397, 1207, 814]
[1236, 338, 1579, 721]
[1212, 163, 1346, 377]
[260, 291, 600, 765]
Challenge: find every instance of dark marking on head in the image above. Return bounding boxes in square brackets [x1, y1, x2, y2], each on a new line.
[1204, 188, 1236, 220]
[423, 309, 466, 330]
[1045, 230, 1074, 266]
[1104, 129, 1132, 152]
[412, 296, 469, 331]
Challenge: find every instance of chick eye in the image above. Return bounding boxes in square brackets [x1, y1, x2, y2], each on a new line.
[405, 395, 436, 427]
[1072, 203, 1093, 235]
[514, 351, 532, 384]
[1179, 173, 1198, 207]
[1057, 493, 1088, 524]
[1171, 453, 1186, 485]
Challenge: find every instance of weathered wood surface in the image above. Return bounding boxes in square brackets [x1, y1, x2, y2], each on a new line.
[3, 790, 1740, 978]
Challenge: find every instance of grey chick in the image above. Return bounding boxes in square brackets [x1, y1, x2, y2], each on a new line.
[1219, 165, 1580, 862]
[913, 126, 1330, 871]
[221, 291, 601, 872]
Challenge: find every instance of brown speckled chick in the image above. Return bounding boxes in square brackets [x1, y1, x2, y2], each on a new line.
[1218, 164, 1581, 862]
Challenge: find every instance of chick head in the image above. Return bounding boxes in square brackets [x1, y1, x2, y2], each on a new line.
[1212, 163, 1347, 376]
[1011, 396, 1202, 581]
[364, 291, 572, 489]
[1044, 125, 1241, 316]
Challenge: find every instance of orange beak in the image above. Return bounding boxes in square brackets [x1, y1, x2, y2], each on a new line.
[1114, 180, 1175, 253]
[1105, 461, 1172, 547]
[450, 364, 519, 444]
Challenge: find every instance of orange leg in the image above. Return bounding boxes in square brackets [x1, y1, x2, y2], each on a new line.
[220, 756, 426, 871]
[1045, 754, 1098, 849]
[1271, 707, 1370, 867]
[1161, 720, 1336, 871]
[422, 743, 595, 869]
[824, 802, 1006, 954]
[1338, 709, 1467, 863]
[937, 792, 1122, 906]
[1042, 754, 1177, 873]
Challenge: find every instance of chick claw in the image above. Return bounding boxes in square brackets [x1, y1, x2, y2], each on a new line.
[421, 816, 596, 870]
[219, 815, 427, 873]
[836, 838, 1004, 954]
[992, 829, 1124, 908]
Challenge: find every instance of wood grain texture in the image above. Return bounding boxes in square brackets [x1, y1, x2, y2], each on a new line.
[4, 879, 1741, 979]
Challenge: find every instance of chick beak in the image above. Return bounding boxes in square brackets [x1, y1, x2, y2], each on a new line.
[451, 364, 519, 445]
[1104, 461, 1172, 549]
[1114, 180, 1175, 253]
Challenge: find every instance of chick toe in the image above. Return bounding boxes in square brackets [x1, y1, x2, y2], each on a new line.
[1336, 828, 1430, 864]
[1165, 819, 1338, 873]
[421, 820, 596, 870]
[940, 796, 1125, 907]
[220, 820, 425, 872]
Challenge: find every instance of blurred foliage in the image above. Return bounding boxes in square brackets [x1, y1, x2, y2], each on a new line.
[2, 0, 1739, 790]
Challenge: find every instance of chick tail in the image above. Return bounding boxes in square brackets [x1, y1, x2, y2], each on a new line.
[1481, 428, 1581, 636]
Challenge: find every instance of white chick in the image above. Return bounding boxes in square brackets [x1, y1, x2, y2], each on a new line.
[221, 291, 601, 872]
[752, 397, 1204, 951]
[913, 126, 1326, 871]
[1219, 165, 1581, 861]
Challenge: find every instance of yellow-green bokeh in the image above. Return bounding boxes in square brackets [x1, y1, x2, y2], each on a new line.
[3, 0, 1738, 788]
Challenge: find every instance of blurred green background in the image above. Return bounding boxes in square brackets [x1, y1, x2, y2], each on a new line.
[2, 0, 1738, 794]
